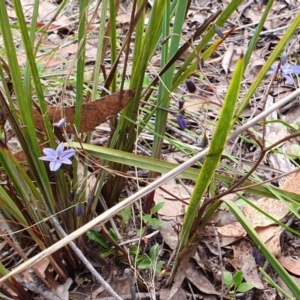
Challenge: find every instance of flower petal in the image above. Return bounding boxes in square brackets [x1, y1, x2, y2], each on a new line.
[291, 65, 300, 75]
[266, 64, 278, 75]
[60, 158, 72, 165]
[56, 118, 66, 128]
[76, 204, 83, 216]
[281, 63, 292, 74]
[281, 52, 287, 65]
[60, 149, 75, 160]
[56, 143, 65, 156]
[39, 155, 56, 162]
[50, 161, 62, 171]
[283, 74, 294, 85]
[176, 115, 186, 130]
[43, 148, 56, 157]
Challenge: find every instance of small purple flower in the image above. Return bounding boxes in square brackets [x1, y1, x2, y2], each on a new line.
[252, 248, 263, 264]
[68, 190, 75, 202]
[176, 115, 186, 130]
[267, 54, 300, 85]
[185, 79, 196, 93]
[55, 118, 66, 128]
[76, 203, 83, 216]
[199, 134, 208, 148]
[39, 142, 75, 171]
[214, 24, 224, 38]
[178, 98, 185, 111]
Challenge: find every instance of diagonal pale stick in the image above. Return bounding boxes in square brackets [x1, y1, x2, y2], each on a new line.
[33, 89, 135, 133]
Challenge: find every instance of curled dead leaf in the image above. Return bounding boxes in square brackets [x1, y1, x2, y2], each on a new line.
[33, 89, 135, 133]
[278, 256, 300, 276]
[222, 42, 234, 74]
[12, 90, 134, 163]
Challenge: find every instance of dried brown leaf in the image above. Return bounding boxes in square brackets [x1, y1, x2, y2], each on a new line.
[230, 240, 264, 289]
[33, 89, 135, 133]
[56, 278, 72, 300]
[160, 288, 187, 300]
[185, 261, 219, 297]
[217, 221, 246, 238]
[222, 43, 234, 74]
[256, 226, 281, 257]
[243, 198, 289, 228]
[278, 256, 300, 276]
[159, 219, 178, 250]
[154, 184, 191, 217]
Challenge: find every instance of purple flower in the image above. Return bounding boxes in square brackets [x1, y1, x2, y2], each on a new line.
[178, 98, 185, 110]
[39, 142, 75, 171]
[76, 203, 83, 216]
[55, 118, 66, 128]
[68, 190, 75, 202]
[199, 134, 208, 148]
[185, 79, 196, 93]
[267, 54, 300, 85]
[214, 24, 224, 38]
[176, 115, 186, 130]
[252, 248, 263, 264]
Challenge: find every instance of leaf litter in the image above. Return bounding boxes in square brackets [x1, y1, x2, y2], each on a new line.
[2, 0, 300, 299]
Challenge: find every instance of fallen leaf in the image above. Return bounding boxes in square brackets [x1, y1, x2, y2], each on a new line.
[256, 226, 281, 257]
[230, 240, 264, 289]
[56, 278, 72, 300]
[154, 183, 192, 217]
[222, 43, 234, 74]
[98, 275, 131, 298]
[281, 171, 300, 195]
[32, 89, 135, 133]
[185, 261, 219, 297]
[217, 221, 246, 238]
[243, 198, 289, 228]
[159, 219, 178, 250]
[22, 257, 50, 287]
[168, 244, 197, 300]
[249, 58, 265, 76]
[278, 256, 300, 276]
[116, 13, 131, 24]
[210, 206, 238, 227]
[160, 288, 187, 300]
[12, 90, 134, 163]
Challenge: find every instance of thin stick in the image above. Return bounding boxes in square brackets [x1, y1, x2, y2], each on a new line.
[50, 212, 123, 300]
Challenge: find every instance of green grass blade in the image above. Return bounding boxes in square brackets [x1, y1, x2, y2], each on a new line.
[105, 0, 167, 205]
[0, 2, 56, 211]
[173, 0, 243, 85]
[152, 1, 188, 159]
[74, 0, 88, 128]
[259, 268, 294, 300]
[70, 142, 300, 202]
[243, 0, 274, 68]
[109, 0, 118, 92]
[178, 54, 244, 249]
